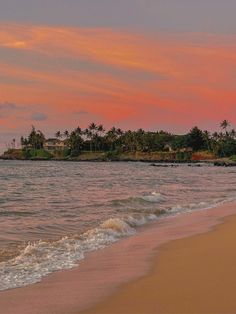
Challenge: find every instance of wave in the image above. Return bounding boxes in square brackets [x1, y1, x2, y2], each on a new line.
[140, 192, 164, 203]
[0, 195, 235, 292]
[169, 197, 236, 214]
[0, 215, 156, 291]
[112, 191, 165, 207]
[0, 210, 35, 217]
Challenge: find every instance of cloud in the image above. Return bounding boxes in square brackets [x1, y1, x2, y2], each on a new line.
[0, 101, 18, 111]
[0, 101, 23, 118]
[31, 112, 47, 121]
[2, 41, 26, 48]
[0, 101, 48, 123]
[73, 110, 89, 115]
[0, 24, 175, 76]
[1, 24, 236, 135]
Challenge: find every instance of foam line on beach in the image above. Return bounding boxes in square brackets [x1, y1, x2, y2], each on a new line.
[0, 201, 236, 314]
[0, 195, 235, 291]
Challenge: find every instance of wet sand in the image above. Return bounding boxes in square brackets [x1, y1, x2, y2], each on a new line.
[1, 202, 236, 314]
[83, 212, 236, 314]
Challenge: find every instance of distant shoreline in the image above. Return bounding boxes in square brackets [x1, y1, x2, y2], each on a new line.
[1, 152, 236, 167]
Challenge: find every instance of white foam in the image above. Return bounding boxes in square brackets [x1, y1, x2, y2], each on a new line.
[141, 192, 164, 203]
[0, 217, 136, 291]
[1, 195, 235, 292]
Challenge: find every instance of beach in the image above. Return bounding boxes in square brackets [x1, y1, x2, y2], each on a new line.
[1, 201, 236, 314]
[83, 207, 236, 314]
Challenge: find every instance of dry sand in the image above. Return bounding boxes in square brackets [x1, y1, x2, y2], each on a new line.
[83, 215, 236, 314]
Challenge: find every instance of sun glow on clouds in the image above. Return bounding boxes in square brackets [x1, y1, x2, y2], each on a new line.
[0, 23, 236, 138]
[2, 41, 26, 48]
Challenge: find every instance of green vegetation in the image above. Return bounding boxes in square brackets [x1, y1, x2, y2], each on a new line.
[28, 149, 53, 159]
[229, 155, 236, 162]
[2, 120, 236, 162]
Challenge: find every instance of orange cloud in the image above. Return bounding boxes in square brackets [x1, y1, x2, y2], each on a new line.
[1, 23, 236, 137]
[0, 24, 177, 76]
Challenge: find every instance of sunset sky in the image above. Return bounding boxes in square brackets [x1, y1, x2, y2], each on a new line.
[1, 0, 236, 149]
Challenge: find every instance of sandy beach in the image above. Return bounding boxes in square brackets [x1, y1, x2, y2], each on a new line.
[83, 210, 236, 314]
[1, 201, 236, 314]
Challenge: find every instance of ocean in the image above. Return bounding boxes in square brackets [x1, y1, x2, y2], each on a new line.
[0, 160, 236, 291]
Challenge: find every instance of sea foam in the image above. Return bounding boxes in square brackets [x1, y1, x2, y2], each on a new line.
[0, 216, 145, 291]
[0, 194, 235, 291]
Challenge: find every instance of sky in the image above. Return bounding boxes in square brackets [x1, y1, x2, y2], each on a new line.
[1, 0, 236, 149]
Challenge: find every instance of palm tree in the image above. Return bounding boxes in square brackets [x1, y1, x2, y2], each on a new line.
[203, 130, 211, 151]
[75, 126, 82, 135]
[68, 129, 84, 157]
[97, 124, 105, 135]
[220, 120, 230, 132]
[89, 122, 97, 133]
[96, 124, 105, 150]
[88, 122, 98, 151]
[28, 126, 45, 155]
[20, 136, 28, 149]
[212, 132, 219, 141]
[84, 128, 93, 152]
[105, 127, 118, 151]
[64, 130, 70, 138]
[230, 129, 236, 139]
[55, 131, 62, 139]
[122, 130, 136, 152]
[116, 128, 123, 137]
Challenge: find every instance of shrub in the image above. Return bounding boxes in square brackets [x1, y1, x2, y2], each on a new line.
[30, 149, 53, 159]
[229, 155, 236, 162]
[217, 140, 236, 157]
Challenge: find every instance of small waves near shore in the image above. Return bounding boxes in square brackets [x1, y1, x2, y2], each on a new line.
[1, 161, 236, 291]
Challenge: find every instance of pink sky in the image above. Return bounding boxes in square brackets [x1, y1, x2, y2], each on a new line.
[0, 22, 236, 149]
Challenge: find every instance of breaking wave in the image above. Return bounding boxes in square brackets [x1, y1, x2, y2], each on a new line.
[0, 193, 235, 291]
[0, 215, 156, 291]
[140, 191, 164, 203]
[111, 191, 165, 207]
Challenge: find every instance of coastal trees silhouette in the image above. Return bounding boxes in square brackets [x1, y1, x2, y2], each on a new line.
[28, 126, 45, 149]
[220, 120, 230, 132]
[64, 130, 70, 139]
[20, 136, 28, 149]
[203, 130, 211, 151]
[186, 127, 205, 151]
[19, 126, 45, 156]
[16, 120, 236, 159]
[68, 128, 84, 157]
[87, 122, 98, 151]
[230, 129, 236, 139]
[55, 131, 62, 139]
[170, 135, 188, 151]
[105, 127, 118, 151]
[97, 124, 105, 150]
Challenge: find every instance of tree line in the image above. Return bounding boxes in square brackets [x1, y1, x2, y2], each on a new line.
[19, 120, 236, 158]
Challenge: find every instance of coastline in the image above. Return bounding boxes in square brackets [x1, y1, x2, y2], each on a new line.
[83, 211, 236, 314]
[1, 156, 236, 167]
[1, 201, 236, 314]
[2, 149, 236, 166]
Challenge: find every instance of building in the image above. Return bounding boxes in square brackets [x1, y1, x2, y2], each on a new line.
[43, 138, 68, 152]
[164, 144, 173, 152]
[179, 147, 193, 153]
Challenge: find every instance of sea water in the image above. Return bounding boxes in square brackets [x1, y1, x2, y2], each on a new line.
[0, 160, 236, 291]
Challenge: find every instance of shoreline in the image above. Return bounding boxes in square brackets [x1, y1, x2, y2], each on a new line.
[1, 202, 236, 313]
[1, 157, 235, 167]
[83, 211, 236, 314]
